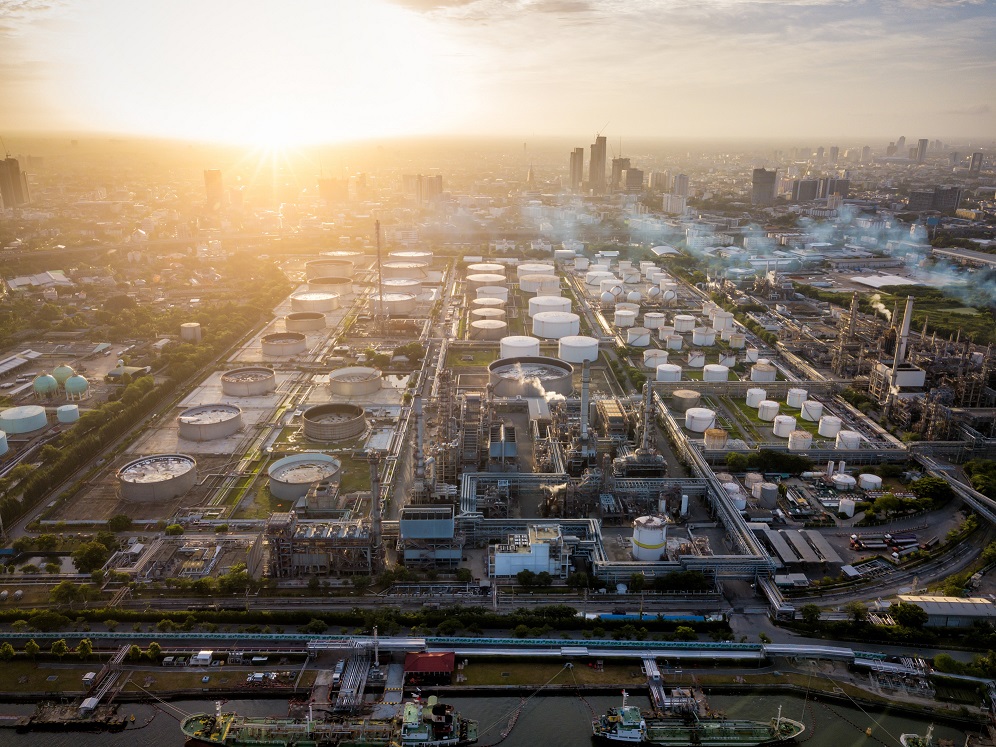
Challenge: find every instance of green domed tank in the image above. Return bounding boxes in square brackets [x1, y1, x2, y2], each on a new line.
[65, 375, 89, 396]
[52, 364, 76, 386]
[33, 373, 58, 395]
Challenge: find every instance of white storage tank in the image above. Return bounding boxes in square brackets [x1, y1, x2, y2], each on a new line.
[832, 473, 857, 492]
[772, 415, 797, 437]
[687, 351, 705, 368]
[532, 311, 580, 339]
[56, 404, 80, 424]
[307, 258, 354, 279]
[467, 262, 506, 275]
[285, 311, 326, 332]
[750, 362, 777, 382]
[788, 430, 813, 451]
[554, 249, 576, 261]
[471, 307, 505, 321]
[117, 454, 197, 503]
[268, 452, 342, 501]
[381, 277, 421, 295]
[599, 278, 623, 295]
[644, 349, 668, 368]
[703, 428, 728, 449]
[626, 327, 651, 347]
[753, 482, 780, 508]
[290, 291, 340, 313]
[470, 320, 508, 340]
[517, 262, 554, 279]
[329, 367, 382, 396]
[643, 312, 666, 330]
[473, 297, 506, 310]
[501, 335, 541, 358]
[746, 388, 767, 407]
[309, 276, 354, 296]
[467, 273, 507, 291]
[685, 407, 716, 432]
[303, 403, 367, 441]
[665, 334, 683, 351]
[616, 302, 639, 313]
[600, 291, 616, 305]
[574, 257, 590, 271]
[390, 250, 432, 263]
[520, 274, 561, 294]
[180, 322, 202, 343]
[839, 498, 856, 518]
[0, 430, 6, 456]
[261, 332, 308, 357]
[373, 291, 419, 317]
[0, 405, 48, 434]
[647, 286, 662, 301]
[673, 314, 695, 333]
[615, 309, 637, 328]
[729, 333, 746, 349]
[658, 325, 675, 339]
[631, 515, 668, 561]
[757, 400, 780, 421]
[672, 390, 701, 412]
[585, 270, 615, 286]
[692, 327, 717, 346]
[383, 260, 428, 279]
[818, 416, 843, 437]
[626, 291, 642, 304]
[558, 336, 599, 363]
[800, 400, 824, 421]
[528, 295, 571, 317]
[477, 286, 510, 302]
[859, 474, 883, 490]
[718, 352, 737, 367]
[656, 363, 682, 382]
[178, 404, 243, 441]
[703, 364, 729, 382]
[712, 311, 735, 331]
[786, 388, 808, 408]
[723, 482, 748, 511]
[835, 430, 862, 449]
[623, 270, 642, 284]
[221, 367, 276, 396]
[746, 348, 760, 362]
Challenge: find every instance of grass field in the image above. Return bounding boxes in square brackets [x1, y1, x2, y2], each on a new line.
[460, 659, 647, 687]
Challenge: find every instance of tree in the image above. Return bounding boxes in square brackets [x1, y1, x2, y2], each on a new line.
[0, 642, 14, 661]
[71, 541, 111, 574]
[164, 524, 184, 536]
[567, 571, 591, 589]
[725, 453, 749, 472]
[107, 514, 133, 532]
[50, 580, 88, 607]
[126, 644, 143, 661]
[844, 601, 868, 624]
[535, 572, 553, 587]
[307, 576, 321, 593]
[146, 641, 161, 660]
[76, 638, 93, 660]
[300, 618, 328, 634]
[910, 477, 954, 507]
[516, 570, 537, 588]
[800, 604, 822, 627]
[873, 493, 903, 519]
[50, 639, 69, 659]
[455, 568, 473, 583]
[758, 632, 772, 643]
[629, 573, 646, 592]
[674, 626, 697, 641]
[24, 639, 40, 660]
[351, 576, 371, 592]
[35, 534, 59, 551]
[890, 601, 929, 630]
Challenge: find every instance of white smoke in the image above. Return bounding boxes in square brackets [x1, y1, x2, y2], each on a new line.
[870, 293, 891, 322]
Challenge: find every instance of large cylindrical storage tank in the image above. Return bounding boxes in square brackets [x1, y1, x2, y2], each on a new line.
[383, 260, 428, 279]
[520, 275, 560, 295]
[759, 482, 781, 508]
[267, 453, 342, 501]
[687, 351, 705, 368]
[290, 291, 340, 312]
[665, 334, 683, 350]
[623, 270, 642, 284]
[328, 367, 382, 396]
[180, 322, 202, 343]
[800, 400, 824, 421]
[658, 325, 675, 339]
[489, 356, 574, 397]
[470, 320, 508, 340]
[631, 516, 668, 561]
[818, 416, 843, 437]
[750, 362, 777, 382]
[309, 276, 354, 296]
[467, 273, 506, 291]
[261, 332, 308, 357]
[718, 352, 737, 368]
[467, 262, 506, 275]
[574, 256, 590, 271]
[746, 388, 767, 407]
[859, 473, 883, 490]
[0, 431, 6, 456]
[616, 303, 639, 314]
[56, 404, 80, 424]
[517, 262, 554, 279]
[685, 407, 716, 432]
[321, 249, 364, 261]
[557, 336, 599, 363]
[729, 333, 746, 349]
[703, 428, 728, 449]
[0, 405, 48, 434]
[712, 311, 735, 331]
[832, 473, 857, 492]
[644, 349, 668, 368]
[477, 285, 510, 302]
[532, 311, 580, 339]
[772, 415, 797, 438]
[673, 314, 695, 333]
[746, 348, 760, 363]
[656, 363, 682, 382]
[389, 249, 432, 263]
[554, 249, 576, 261]
[703, 364, 729, 382]
[500, 336, 541, 358]
[372, 292, 418, 317]
[528, 295, 571, 317]
[673, 390, 702, 413]
[221, 367, 276, 396]
[786, 388, 808, 408]
[626, 327, 651, 347]
[117, 454, 197, 502]
[643, 312, 666, 330]
[473, 297, 506, 310]
[178, 404, 243, 441]
[302, 403, 367, 441]
[835, 430, 862, 449]
[306, 258, 353, 279]
[381, 277, 421, 296]
[757, 400, 780, 421]
[471, 308, 505, 322]
[600, 278, 624, 295]
[724, 482, 748, 511]
[285, 312, 326, 332]
[585, 271, 615, 286]
[692, 327, 717, 346]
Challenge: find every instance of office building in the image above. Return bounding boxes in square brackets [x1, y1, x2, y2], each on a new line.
[751, 168, 777, 206]
[649, 170, 671, 190]
[917, 138, 929, 164]
[204, 169, 223, 212]
[589, 135, 607, 193]
[621, 168, 644, 193]
[610, 157, 630, 190]
[828, 146, 839, 165]
[970, 152, 984, 173]
[672, 174, 690, 197]
[861, 146, 871, 163]
[907, 186, 963, 212]
[402, 174, 444, 204]
[662, 193, 687, 215]
[791, 179, 819, 203]
[569, 147, 585, 191]
[818, 177, 850, 199]
[0, 157, 29, 208]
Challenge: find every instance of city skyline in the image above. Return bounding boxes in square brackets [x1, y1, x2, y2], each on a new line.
[0, 0, 994, 146]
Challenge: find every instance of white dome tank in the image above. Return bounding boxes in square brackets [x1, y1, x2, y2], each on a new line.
[626, 291, 643, 303]
[665, 334, 683, 350]
[528, 295, 571, 317]
[685, 407, 716, 432]
[558, 336, 599, 363]
[729, 333, 746, 349]
[746, 348, 760, 362]
[703, 364, 729, 382]
[687, 351, 705, 368]
[600, 291, 616, 304]
[532, 311, 580, 339]
[56, 404, 80, 423]
[656, 363, 682, 382]
[786, 388, 808, 408]
[703, 428, 728, 449]
[673, 314, 695, 333]
[757, 400, 780, 421]
[772, 415, 797, 437]
[647, 286, 662, 300]
[631, 515, 668, 561]
[615, 309, 637, 328]
[477, 285, 509, 302]
[818, 416, 843, 437]
[800, 400, 824, 421]
[501, 335, 541, 358]
[712, 311, 735, 331]
[692, 327, 717, 346]
[643, 312, 666, 329]
[859, 473, 883, 490]
[832, 474, 857, 491]
[835, 430, 862, 449]
[626, 327, 651, 347]
[661, 289, 678, 304]
[750, 362, 777, 382]
[598, 279, 624, 296]
[520, 274, 561, 294]
[644, 349, 668, 368]
[746, 388, 767, 407]
[575, 256, 590, 271]
[517, 262, 554, 279]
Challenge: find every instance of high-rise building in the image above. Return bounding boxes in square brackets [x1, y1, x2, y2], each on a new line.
[204, 169, 224, 212]
[610, 157, 630, 190]
[816, 146, 825, 164]
[569, 147, 585, 191]
[791, 179, 819, 202]
[402, 174, 443, 204]
[817, 177, 850, 200]
[886, 142, 897, 157]
[661, 193, 686, 215]
[970, 152, 984, 173]
[828, 146, 839, 165]
[916, 138, 929, 164]
[897, 135, 906, 150]
[649, 170, 671, 190]
[588, 136, 607, 193]
[672, 174, 690, 197]
[751, 168, 777, 206]
[907, 186, 963, 212]
[621, 168, 644, 193]
[0, 157, 28, 208]
[861, 146, 871, 163]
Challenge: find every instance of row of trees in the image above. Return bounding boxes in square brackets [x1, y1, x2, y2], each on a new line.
[0, 637, 92, 661]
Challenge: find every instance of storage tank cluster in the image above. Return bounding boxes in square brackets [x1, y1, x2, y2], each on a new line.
[261, 332, 308, 357]
[328, 367, 382, 396]
[302, 403, 367, 441]
[532, 311, 580, 340]
[557, 336, 599, 363]
[267, 453, 342, 500]
[631, 515, 668, 561]
[752, 481, 780, 509]
[117, 454, 197, 502]
[178, 404, 243, 441]
[221, 367, 277, 396]
[723, 482, 748, 511]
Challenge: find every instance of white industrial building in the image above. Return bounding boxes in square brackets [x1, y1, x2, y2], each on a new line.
[488, 524, 571, 579]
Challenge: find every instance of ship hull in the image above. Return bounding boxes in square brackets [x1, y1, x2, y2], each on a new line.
[592, 718, 805, 746]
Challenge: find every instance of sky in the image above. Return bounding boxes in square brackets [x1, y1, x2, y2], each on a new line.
[0, 0, 994, 146]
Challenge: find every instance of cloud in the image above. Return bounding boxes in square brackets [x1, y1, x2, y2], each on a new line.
[943, 103, 992, 116]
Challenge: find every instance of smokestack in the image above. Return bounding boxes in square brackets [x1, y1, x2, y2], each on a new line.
[374, 219, 384, 323]
[580, 360, 591, 441]
[897, 295, 914, 364]
[369, 453, 382, 570]
[826, 460, 834, 478]
[414, 394, 425, 480]
[641, 382, 654, 452]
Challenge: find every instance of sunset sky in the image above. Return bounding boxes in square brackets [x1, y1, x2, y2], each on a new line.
[1, 0, 994, 146]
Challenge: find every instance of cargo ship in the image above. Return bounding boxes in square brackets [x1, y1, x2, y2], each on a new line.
[182, 696, 477, 747]
[592, 693, 805, 746]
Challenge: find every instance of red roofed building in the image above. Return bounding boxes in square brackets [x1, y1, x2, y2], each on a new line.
[404, 652, 455, 686]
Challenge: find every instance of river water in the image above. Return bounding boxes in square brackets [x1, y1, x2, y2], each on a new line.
[1, 691, 977, 746]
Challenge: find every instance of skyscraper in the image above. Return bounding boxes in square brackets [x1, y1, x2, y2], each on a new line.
[861, 146, 871, 163]
[621, 168, 644, 193]
[916, 138, 929, 164]
[204, 169, 224, 212]
[610, 157, 630, 190]
[672, 174, 690, 197]
[828, 146, 839, 165]
[588, 135, 607, 193]
[791, 179, 819, 202]
[751, 168, 777, 206]
[0, 157, 28, 208]
[569, 147, 584, 191]
[970, 152, 984, 173]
